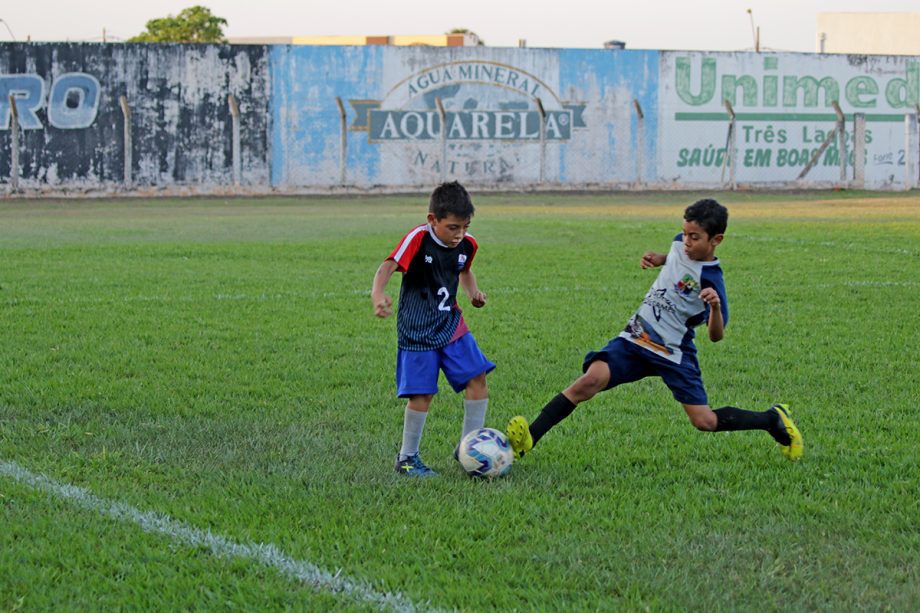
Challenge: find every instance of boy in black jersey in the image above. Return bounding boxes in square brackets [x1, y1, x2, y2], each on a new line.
[372, 182, 495, 476]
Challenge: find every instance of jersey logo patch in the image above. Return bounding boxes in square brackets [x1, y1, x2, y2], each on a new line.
[675, 274, 699, 296]
[457, 254, 468, 269]
[424, 255, 433, 264]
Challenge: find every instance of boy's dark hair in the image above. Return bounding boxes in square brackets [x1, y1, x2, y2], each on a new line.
[429, 181, 474, 220]
[684, 199, 728, 237]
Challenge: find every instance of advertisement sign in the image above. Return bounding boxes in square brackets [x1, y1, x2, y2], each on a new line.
[660, 52, 919, 188]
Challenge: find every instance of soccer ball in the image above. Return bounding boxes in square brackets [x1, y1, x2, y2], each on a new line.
[458, 427, 513, 478]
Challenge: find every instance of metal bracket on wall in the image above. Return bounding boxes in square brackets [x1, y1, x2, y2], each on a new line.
[335, 96, 347, 186]
[633, 99, 645, 187]
[8, 94, 20, 192]
[228, 94, 241, 186]
[721, 99, 736, 190]
[535, 97, 546, 185]
[119, 96, 132, 189]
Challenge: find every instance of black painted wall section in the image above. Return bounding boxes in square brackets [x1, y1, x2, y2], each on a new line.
[0, 43, 270, 188]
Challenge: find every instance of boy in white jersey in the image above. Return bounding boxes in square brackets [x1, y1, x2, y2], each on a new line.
[507, 199, 803, 463]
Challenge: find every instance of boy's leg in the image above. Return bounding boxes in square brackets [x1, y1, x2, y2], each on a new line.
[462, 372, 489, 438]
[399, 395, 433, 459]
[535, 360, 610, 438]
[683, 403, 804, 461]
[395, 348, 440, 476]
[395, 394, 438, 476]
[507, 360, 611, 458]
[440, 332, 495, 447]
[663, 354, 803, 460]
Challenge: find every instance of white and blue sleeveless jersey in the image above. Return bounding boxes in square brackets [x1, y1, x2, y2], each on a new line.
[619, 234, 728, 364]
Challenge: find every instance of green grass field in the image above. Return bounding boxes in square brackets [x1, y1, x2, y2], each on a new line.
[1, 191, 918, 610]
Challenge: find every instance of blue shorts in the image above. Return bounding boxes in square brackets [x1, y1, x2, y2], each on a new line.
[583, 337, 708, 405]
[396, 332, 496, 398]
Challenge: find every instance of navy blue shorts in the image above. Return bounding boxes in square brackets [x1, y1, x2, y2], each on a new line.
[396, 332, 496, 398]
[583, 337, 708, 405]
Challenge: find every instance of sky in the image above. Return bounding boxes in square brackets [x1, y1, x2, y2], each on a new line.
[1, 0, 919, 52]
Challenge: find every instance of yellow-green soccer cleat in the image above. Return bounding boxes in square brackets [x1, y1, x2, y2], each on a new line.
[772, 404, 804, 461]
[506, 415, 533, 459]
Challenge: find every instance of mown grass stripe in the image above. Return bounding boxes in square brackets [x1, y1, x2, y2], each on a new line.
[0, 460, 437, 613]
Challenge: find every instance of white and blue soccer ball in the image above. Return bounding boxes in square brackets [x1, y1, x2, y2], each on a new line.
[458, 427, 513, 478]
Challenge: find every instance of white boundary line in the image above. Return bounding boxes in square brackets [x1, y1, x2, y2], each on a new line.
[0, 460, 438, 613]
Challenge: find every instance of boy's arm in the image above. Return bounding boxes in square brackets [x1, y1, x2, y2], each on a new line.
[699, 288, 724, 342]
[459, 269, 486, 308]
[640, 251, 667, 269]
[371, 259, 399, 318]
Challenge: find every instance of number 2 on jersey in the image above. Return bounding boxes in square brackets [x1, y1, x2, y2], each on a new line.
[437, 287, 451, 311]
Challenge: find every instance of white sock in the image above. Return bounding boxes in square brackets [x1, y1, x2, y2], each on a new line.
[462, 398, 488, 438]
[399, 407, 428, 460]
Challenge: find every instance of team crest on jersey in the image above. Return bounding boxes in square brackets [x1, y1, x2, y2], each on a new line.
[675, 274, 698, 296]
[457, 254, 467, 269]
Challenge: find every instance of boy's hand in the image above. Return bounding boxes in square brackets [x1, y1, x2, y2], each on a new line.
[699, 287, 720, 307]
[640, 252, 666, 269]
[373, 294, 393, 318]
[470, 290, 487, 308]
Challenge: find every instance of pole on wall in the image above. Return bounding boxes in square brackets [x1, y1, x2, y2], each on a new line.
[119, 96, 132, 189]
[916, 105, 920, 189]
[435, 97, 447, 183]
[228, 94, 241, 186]
[853, 113, 866, 189]
[798, 100, 842, 183]
[8, 94, 19, 192]
[721, 99, 736, 190]
[916, 105, 920, 188]
[905, 112, 918, 191]
[632, 99, 645, 186]
[335, 96, 347, 186]
[832, 101, 846, 187]
[535, 97, 546, 185]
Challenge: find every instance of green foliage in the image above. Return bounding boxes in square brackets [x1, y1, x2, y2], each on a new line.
[0, 192, 918, 609]
[129, 5, 227, 43]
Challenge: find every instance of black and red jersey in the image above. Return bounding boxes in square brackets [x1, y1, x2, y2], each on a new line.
[387, 224, 478, 351]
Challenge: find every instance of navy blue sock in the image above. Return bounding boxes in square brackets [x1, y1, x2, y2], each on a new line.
[714, 406, 790, 445]
[530, 393, 577, 446]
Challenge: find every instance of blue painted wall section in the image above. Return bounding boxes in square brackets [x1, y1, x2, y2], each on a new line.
[270, 45, 384, 187]
[269, 46, 655, 188]
[557, 49, 659, 183]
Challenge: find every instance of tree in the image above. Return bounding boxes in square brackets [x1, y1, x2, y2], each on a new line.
[447, 28, 484, 46]
[129, 6, 227, 43]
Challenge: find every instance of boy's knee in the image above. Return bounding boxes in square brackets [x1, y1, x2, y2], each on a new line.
[570, 372, 605, 401]
[584, 372, 605, 391]
[407, 394, 434, 412]
[687, 410, 717, 431]
[682, 403, 716, 431]
[465, 373, 488, 397]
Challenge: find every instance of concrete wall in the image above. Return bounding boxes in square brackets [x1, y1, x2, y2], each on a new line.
[2, 42, 918, 194]
[0, 43, 270, 191]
